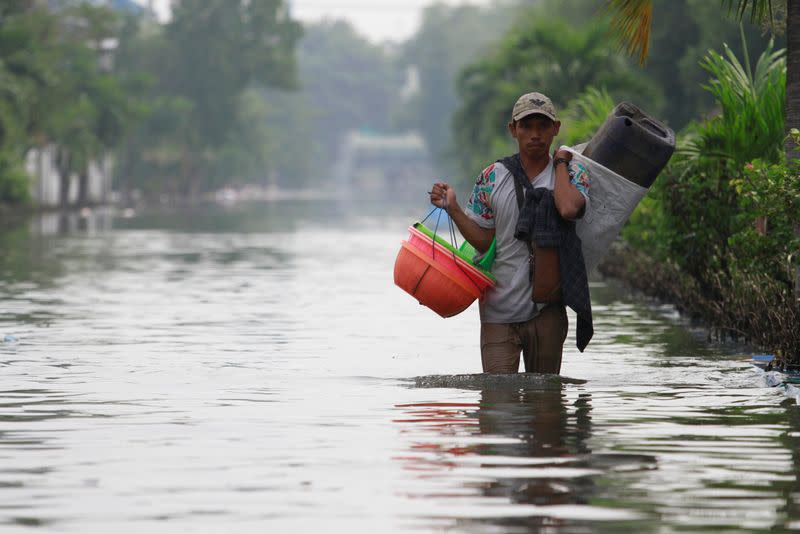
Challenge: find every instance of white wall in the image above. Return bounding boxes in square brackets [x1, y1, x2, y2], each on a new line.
[24, 145, 113, 208]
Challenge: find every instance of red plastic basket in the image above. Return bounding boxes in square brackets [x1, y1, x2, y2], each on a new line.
[394, 226, 495, 318]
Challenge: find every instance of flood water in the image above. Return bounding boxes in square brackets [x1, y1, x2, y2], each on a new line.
[1, 200, 798, 533]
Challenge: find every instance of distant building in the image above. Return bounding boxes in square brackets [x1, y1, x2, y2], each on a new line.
[333, 131, 434, 201]
[25, 148, 114, 208]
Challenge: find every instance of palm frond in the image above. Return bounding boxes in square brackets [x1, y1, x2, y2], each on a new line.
[606, 0, 652, 65]
[690, 38, 786, 168]
[560, 86, 615, 146]
[721, 0, 775, 25]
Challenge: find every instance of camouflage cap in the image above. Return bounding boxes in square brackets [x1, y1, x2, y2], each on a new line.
[511, 92, 558, 122]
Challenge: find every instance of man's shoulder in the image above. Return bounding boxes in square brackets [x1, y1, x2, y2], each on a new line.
[490, 157, 515, 173]
[476, 161, 512, 184]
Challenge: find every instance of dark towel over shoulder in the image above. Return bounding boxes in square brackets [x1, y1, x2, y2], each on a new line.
[500, 154, 594, 352]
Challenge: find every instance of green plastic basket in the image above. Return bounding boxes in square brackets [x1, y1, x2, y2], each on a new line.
[412, 222, 496, 276]
[458, 237, 496, 272]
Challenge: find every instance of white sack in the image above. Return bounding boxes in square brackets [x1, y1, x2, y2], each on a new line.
[565, 145, 650, 274]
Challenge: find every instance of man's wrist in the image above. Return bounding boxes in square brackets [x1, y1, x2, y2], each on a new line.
[553, 157, 570, 168]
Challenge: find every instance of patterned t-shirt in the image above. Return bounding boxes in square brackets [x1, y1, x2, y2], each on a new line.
[464, 157, 590, 323]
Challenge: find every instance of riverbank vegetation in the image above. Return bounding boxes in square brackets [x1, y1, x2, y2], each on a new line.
[606, 44, 799, 362]
[605, 0, 799, 364]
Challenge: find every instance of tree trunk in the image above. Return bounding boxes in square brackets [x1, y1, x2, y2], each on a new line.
[787, 0, 800, 298]
[36, 147, 44, 206]
[77, 167, 89, 207]
[56, 148, 71, 209]
[787, 0, 800, 161]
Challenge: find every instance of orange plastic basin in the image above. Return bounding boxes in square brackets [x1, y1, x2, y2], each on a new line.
[394, 227, 495, 318]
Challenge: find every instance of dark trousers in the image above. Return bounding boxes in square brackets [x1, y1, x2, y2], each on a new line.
[480, 304, 568, 374]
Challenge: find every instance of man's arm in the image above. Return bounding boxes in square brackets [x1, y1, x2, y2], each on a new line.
[552, 149, 586, 220]
[429, 182, 495, 253]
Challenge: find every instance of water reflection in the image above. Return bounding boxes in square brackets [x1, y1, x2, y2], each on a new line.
[395, 380, 649, 531]
[780, 407, 800, 529]
[0, 209, 116, 293]
[474, 387, 594, 528]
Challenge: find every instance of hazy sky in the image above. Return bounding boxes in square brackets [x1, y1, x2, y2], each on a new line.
[289, 0, 490, 42]
[140, 0, 491, 43]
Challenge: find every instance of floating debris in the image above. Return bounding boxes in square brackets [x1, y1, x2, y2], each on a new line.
[786, 384, 800, 404]
[2, 334, 18, 344]
[750, 354, 776, 370]
[764, 371, 784, 387]
[748, 356, 800, 405]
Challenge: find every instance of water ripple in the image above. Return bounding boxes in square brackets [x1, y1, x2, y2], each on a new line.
[0, 207, 796, 532]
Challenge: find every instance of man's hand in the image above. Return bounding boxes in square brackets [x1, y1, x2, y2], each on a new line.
[554, 148, 573, 162]
[430, 181, 495, 253]
[429, 182, 457, 213]
[552, 148, 585, 220]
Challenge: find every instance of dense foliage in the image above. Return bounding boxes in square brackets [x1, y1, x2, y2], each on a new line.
[114, 14, 407, 198]
[265, 20, 405, 187]
[452, 14, 659, 176]
[445, 0, 776, 182]
[396, 3, 517, 178]
[0, 1, 142, 206]
[620, 41, 800, 361]
[114, 0, 302, 200]
[631, 39, 787, 280]
[0, 0, 303, 205]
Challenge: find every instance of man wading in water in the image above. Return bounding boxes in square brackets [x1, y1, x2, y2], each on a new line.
[429, 92, 593, 374]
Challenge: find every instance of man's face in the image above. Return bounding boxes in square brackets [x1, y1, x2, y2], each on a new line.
[509, 114, 561, 159]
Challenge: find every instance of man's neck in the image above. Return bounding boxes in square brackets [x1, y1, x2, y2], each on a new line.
[519, 152, 550, 180]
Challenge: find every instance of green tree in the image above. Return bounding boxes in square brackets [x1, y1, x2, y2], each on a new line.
[653, 41, 787, 287]
[399, 3, 516, 177]
[112, 1, 304, 200]
[0, 1, 150, 208]
[211, 89, 274, 188]
[220, 20, 404, 190]
[298, 20, 403, 163]
[157, 0, 302, 197]
[528, 0, 776, 130]
[45, 3, 143, 208]
[608, 0, 798, 160]
[0, 3, 58, 203]
[452, 14, 660, 177]
[112, 12, 189, 201]
[645, 0, 775, 129]
[609, 0, 800, 301]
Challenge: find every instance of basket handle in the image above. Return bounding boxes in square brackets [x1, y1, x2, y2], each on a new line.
[418, 202, 484, 293]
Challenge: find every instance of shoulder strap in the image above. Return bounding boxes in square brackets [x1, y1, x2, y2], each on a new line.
[497, 154, 526, 211]
[498, 153, 533, 254]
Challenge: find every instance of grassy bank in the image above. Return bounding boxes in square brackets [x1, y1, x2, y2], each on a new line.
[598, 241, 800, 366]
[596, 36, 800, 366]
